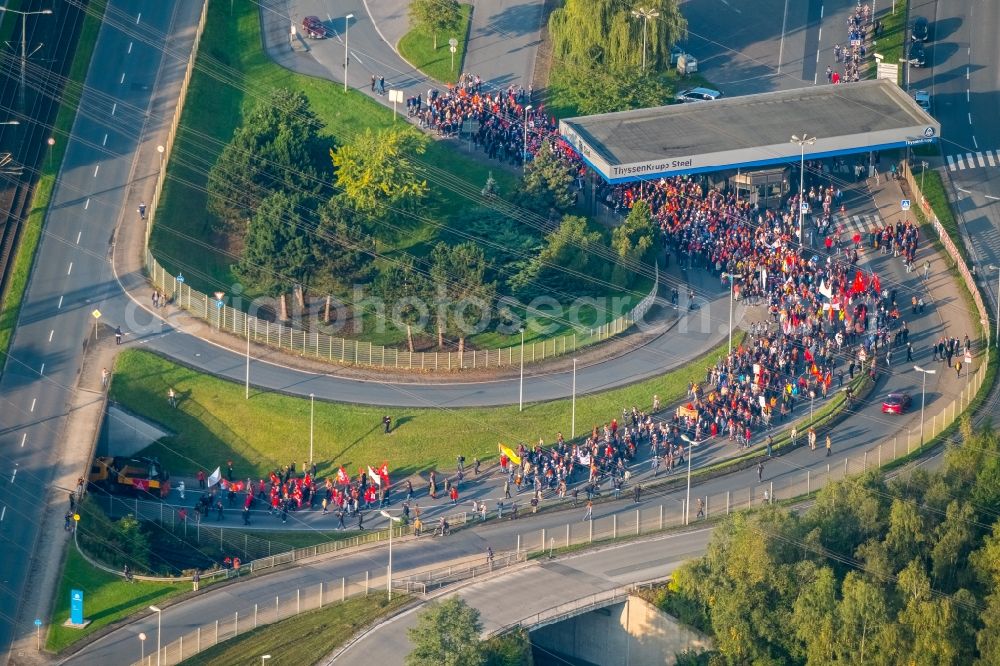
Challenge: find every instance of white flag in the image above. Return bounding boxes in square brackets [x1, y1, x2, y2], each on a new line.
[206, 466, 221, 488]
[579, 453, 591, 466]
[367, 466, 382, 486]
[819, 280, 833, 299]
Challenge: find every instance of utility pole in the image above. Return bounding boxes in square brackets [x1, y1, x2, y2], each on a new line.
[630, 7, 660, 72]
[0, 7, 53, 110]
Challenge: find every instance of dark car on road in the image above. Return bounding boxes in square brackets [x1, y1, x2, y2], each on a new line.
[911, 16, 930, 42]
[882, 393, 912, 414]
[908, 46, 927, 68]
[302, 16, 326, 39]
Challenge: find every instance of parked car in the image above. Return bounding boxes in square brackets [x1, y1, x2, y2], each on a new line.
[881, 393, 912, 414]
[907, 46, 927, 68]
[911, 16, 930, 42]
[675, 87, 722, 103]
[913, 90, 931, 113]
[302, 16, 326, 39]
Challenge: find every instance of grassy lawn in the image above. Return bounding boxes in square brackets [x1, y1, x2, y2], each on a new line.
[178, 592, 409, 666]
[912, 164, 965, 261]
[47, 546, 186, 653]
[110, 338, 730, 481]
[398, 4, 472, 85]
[873, 3, 907, 84]
[0, 0, 107, 360]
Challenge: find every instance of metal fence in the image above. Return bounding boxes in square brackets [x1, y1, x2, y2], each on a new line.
[144, 251, 659, 371]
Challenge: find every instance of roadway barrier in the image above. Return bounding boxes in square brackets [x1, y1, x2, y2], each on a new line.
[144, 250, 659, 371]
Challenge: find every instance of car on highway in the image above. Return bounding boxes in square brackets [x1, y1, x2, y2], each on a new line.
[913, 90, 931, 113]
[881, 392, 912, 414]
[675, 87, 722, 103]
[911, 16, 930, 42]
[302, 16, 327, 39]
[907, 46, 927, 68]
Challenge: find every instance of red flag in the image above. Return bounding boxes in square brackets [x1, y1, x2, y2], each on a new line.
[336, 466, 349, 485]
[804, 349, 814, 363]
[851, 270, 866, 294]
[871, 273, 881, 294]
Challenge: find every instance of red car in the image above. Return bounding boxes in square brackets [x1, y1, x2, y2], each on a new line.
[881, 392, 912, 414]
[302, 16, 326, 39]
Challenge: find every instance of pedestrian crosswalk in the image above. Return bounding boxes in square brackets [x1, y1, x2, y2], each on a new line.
[947, 150, 999, 171]
[838, 213, 885, 236]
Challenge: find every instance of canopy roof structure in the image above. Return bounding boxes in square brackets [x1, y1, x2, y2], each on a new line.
[558, 79, 940, 183]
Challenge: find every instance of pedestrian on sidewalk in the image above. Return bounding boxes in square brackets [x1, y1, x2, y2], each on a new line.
[696, 498, 705, 519]
[923, 261, 930, 279]
[582, 500, 592, 522]
[357, 511, 364, 530]
[192, 570, 200, 591]
[956, 360, 963, 378]
[633, 484, 642, 504]
[242, 507, 251, 526]
[757, 461, 764, 482]
[115, 326, 122, 345]
[101, 367, 110, 388]
[167, 387, 177, 408]
[370, 74, 376, 92]
[826, 435, 833, 457]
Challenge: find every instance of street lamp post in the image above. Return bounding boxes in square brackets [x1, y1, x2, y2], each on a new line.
[262, 656, 272, 666]
[379, 510, 403, 600]
[914, 365, 936, 444]
[0, 7, 52, 110]
[790, 134, 817, 247]
[680, 434, 695, 525]
[157, 144, 165, 170]
[727, 273, 744, 355]
[630, 7, 660, 71]
[245, 317, 251, 400]
[46, 136, 55, 169]
[989, 265, 1000, 347]
[522, 105, 532, 173]
[309, 393, 315, 466]
[343, 14, 354, 93]
[148, 606, 162, 666]
[519, 327, 525, 411]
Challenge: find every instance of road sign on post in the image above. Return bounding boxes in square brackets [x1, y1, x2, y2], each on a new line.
[69, 589, 84, 626]
[901, 199, 911, 210]
[388, 89, 404, 120]
[449, 38, 458, 72]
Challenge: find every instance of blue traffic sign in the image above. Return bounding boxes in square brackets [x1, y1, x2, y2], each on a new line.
[216, 300, 224, 309]
[34, 619, 41, 627]
[901, 199, 911, 210]
[70, 589, 84, 625]
[176, 273, 185, 284]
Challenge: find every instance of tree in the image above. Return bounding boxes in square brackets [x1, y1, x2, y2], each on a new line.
[207, 89, 325, 231]
[331, 127, 429, 215]
[834, 572, 891, 664]
[551, 62, 674, 115]
[409, 0, 462, 50]
[429, 242, 496, 353]
[519, 141, 575, 214]
[611, 199, 656, 287]
[511, 215, 609, 300]
[312, 197, 375, 292]
[791, 566, 838, 665]
[549, 0, 686, 73]
[375, 256, 430, 353]
[407, 598, 485, 666]
[236, 191, 315, 319]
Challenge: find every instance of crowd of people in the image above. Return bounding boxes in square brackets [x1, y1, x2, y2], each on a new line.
[829, 3, 881, 84]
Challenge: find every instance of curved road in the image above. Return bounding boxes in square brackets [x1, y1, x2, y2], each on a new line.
[0, 0, 987, 658]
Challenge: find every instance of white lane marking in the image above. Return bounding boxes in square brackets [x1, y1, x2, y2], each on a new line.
[67, 262, 72, 275]
[777, 0, 790, 75]
[958, 186, 972, 194]
[84, 198, 90, 210]
[816, 49, 820, 62]
[57, 295, 63, 308]
[986, 195, 1000, 201]
[818, 27, 822, 41]
[967, 153, 976, 166]
[48, 329, 54, 342]
[967, 67, 970, 80]
[12, 466, 17, 482]
[969, 112, 973, 124]
[350, 50, 364, 66]
[947, 155, 956, 171]
[814, 73, 818, 84]
[136, 12, 141, 23]
[988, 151, 996, 167]
[967, 89, 970, 102]
[120, 72, 125, 84]
[820, 4, 824, 18]
[128, 41, 133, 54]
[93, 165, 99, 177]
[111, 103, 117, 116]
[20, 433, 26, 447]
[76, 231, 81, 244]
[1, 507, 5, 522]
[102, 133, 107, 146]
[977, 152, 986, 167]
[29, 399, 35, 413]
[39, 363, 44, 376]
[956, 155, 966, 170]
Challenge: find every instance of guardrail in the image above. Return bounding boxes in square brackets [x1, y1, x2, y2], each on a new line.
[144, 251, 659, 371]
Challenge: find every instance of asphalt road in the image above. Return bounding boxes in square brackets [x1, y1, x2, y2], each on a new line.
[0, 0, 180, 657]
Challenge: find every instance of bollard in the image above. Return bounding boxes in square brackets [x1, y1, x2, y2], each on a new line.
[864, 450, 868, 469]
[705, 496, 709, 517]
[254, 603, 258, 628]
[636, 509, 640, 535]
[748, 488, 752, 509]
[215, 620, 219, 646]
[807, 470, 811, 495]
[844, 457, 849, 475]
[589, 518, 593, 543]
[659, 505, 664, 530]
[320, 582, 324, 608]
[516, 534, 521, 556]
[878, 444, 882, 468]
[235, 611, 238, 637]
[365, 571, 369, 596]
[275, 596, 279, 620]
[541, 528, 546, 552]
[342, 577, 346, 602]
[197, 627, 201, 653]
[726, 491, 730, 514]
[613, 514, 617, 539]
[297, 589, 301, 615]
[566, 524, 570, 548]
[826, 463, 830, 485]
[179, 636, 183, 661]
[769, 481, 773, 504]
